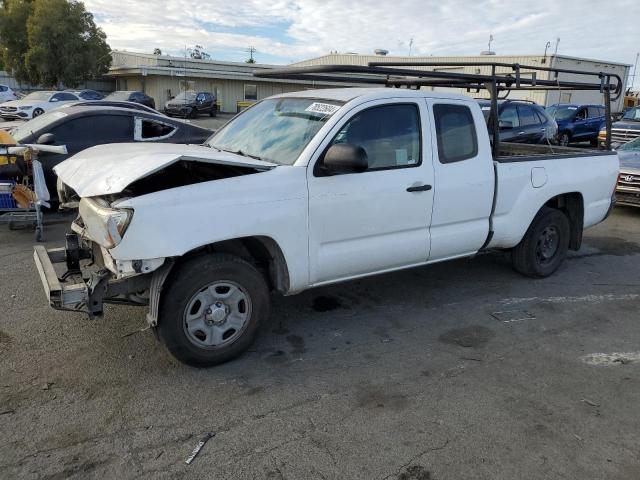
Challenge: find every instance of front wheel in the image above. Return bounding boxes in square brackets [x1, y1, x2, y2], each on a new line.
[157, 254, 269, 367]
[32, 108, 44, 118]
[511, 207, 570, 278]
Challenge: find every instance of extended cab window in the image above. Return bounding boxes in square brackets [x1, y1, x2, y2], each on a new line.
[329, 104, 421, 170]
[433, 104, 478, 164]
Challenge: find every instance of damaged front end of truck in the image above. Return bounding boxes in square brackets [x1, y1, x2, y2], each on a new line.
[33, 142, 276, 322]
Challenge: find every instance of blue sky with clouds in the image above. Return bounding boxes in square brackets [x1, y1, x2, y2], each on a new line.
[84, 0, 639, 83]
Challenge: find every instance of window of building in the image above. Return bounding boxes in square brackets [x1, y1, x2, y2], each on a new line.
[433, 104, 478, 164]
[244, 84, 257, 101]
[328, 104, 421, 170]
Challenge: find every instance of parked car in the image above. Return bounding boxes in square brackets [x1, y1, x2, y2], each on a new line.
[477, 100, 558, 144]
[104, 91, 155, 109]
[0, 91, 80, 119]
[66, 89, 104, 100]
[164, 91, 217, 118]
[546, 104, 606, 146]
[59, 100, 162, 115]
[0, 84, 18, 104]
[599, 106, 640, 148]
[36, 89, 618, 367]
[614, 136, 640, 207]
[7, 105, 213, 200]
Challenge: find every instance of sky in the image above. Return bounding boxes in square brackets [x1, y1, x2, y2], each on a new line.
[84, 0, 640, 82]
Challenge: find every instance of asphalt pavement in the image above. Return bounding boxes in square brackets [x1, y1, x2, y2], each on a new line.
[1, 207, 640, 479]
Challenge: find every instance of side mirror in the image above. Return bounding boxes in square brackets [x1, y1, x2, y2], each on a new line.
[37, 133, 55, 145]
[322, 144, 368, 175]
[499, 120, 513, 129]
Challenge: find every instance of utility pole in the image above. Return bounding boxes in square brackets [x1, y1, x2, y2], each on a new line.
[246, 46, 256, 63]
[488, 34, 494, 53]
[553, 37, 560, 56]
[408, 38, 414, 56]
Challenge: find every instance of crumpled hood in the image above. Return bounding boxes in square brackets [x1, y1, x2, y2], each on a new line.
[54, 143, 277, 197]
[0, 99, 47, 108]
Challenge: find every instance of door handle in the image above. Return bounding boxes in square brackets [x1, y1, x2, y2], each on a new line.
[518, 131, 526, 135]
[406, 184, 432, 192]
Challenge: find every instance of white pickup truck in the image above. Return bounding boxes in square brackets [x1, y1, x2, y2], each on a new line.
[34, 88, 619, 366]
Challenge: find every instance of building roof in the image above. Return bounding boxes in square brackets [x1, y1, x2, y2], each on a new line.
[292, 52, 632, 69]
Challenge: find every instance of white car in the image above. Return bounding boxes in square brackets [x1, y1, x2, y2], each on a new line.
[0, 84, 18, 104]
[0, 90, 80, 120]
[35, 88, 619, 367]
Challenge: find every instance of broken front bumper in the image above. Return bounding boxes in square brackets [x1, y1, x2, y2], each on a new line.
[33, 234, 152, 318]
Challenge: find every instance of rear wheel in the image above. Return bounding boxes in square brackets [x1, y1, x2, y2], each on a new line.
[157, 254, 269, 367]
[558, 132, 570, 147]
[511, 207, 570, 278]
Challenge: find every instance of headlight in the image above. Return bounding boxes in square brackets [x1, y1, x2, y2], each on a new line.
[598, 129, 607, 140]
[78, 197, 133, 249]
[18, 106, 32, 110]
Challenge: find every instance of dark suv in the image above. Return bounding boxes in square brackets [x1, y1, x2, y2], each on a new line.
[104, 91, 156, 110]
[164, 91, 217, 118]
[546, 104, 605, 146]
[477, 100, 558, 144]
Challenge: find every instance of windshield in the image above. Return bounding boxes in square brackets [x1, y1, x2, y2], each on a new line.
[23, 91, 54, 102]
[207, 98, 344, 165]
[622, 107, 640, 121]
[546, 106, 577, 121]
[105, 91, 132, 101]
[620, 137, 640, 152]
[10, 110, 68, 142]
[172, 91, 197, 102]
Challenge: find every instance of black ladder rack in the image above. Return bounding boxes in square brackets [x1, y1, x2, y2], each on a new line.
[254, 61, 623, 155]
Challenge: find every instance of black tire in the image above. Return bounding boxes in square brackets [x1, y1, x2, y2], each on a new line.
[209, 107, 216, 117]
[157, 253, 269, 367]
[590, 138, 598, 147]
[32, 108, 44, 118]
[558, 132, 570, 147]
[511, 207, 570, 278]
[189, 107, 197, 119]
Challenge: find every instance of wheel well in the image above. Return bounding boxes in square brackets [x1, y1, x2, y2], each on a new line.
[180, 237, 290, 293]
[544, 192, 584, 251]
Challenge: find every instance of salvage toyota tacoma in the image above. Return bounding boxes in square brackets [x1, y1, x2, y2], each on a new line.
[34, 87, 619, 367]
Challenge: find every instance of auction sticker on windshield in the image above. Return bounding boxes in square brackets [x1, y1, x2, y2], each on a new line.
[305, 102, 341, 116]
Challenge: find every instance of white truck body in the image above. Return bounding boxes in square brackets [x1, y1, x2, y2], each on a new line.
[36, 87, 619, 366]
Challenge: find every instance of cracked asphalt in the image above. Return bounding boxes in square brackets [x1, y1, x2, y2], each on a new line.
[1, 207, 640, 479]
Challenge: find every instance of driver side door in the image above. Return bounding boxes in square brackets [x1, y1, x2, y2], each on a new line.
[307, 100, 435, 285]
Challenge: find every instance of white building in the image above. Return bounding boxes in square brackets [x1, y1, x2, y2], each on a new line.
[291, 53, 631, 112]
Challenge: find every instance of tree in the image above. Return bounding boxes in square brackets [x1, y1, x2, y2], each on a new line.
[0, 0, 33, 80]
[153, 48, 162, 55]
[245, 57, 256, 64]
[189, 45, 210, 60]
[0, 0, 111, 87]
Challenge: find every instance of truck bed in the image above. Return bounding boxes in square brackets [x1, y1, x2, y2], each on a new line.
[495, 142, 617, 162]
